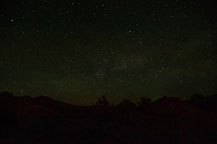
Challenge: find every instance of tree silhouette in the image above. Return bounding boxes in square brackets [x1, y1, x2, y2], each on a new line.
[118, 99, 135, 108]
[95, 95, 109, 107]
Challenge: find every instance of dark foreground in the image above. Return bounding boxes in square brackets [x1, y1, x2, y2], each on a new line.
[1, 91, 217, 144]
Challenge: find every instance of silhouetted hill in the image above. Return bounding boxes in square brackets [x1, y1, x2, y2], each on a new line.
[1, 91, 217, 144]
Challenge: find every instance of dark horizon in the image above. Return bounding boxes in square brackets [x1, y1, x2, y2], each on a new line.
[1, 91, 217, 144]
[0, 90, 216, 106]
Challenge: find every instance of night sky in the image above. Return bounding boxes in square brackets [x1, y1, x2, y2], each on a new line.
[1, 0, 217, 105]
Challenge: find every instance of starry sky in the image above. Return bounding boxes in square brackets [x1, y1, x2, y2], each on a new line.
[0, 0, 217, 105]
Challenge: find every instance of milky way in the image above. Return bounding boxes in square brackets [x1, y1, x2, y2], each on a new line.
[0, 0, 217, 105]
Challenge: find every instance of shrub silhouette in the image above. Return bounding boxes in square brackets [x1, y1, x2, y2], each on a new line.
[95, 95, 110, 107]
[118, 99, 136, 109]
